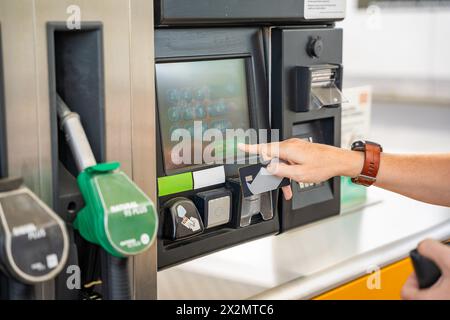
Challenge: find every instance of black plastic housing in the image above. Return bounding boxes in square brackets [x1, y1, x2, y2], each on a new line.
[155, 28, 279, 269]
[154, 0, 343, 26]
[271, 26, 342, 232]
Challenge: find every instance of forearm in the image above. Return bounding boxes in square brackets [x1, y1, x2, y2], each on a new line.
[339, 150, 450, 207]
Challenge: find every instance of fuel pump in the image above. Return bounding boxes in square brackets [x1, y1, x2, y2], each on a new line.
[0, 177, 69, 300]
[56, 95, 158, 299]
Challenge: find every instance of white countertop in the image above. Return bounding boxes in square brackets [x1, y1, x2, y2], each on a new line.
[158, 187, 450, 299]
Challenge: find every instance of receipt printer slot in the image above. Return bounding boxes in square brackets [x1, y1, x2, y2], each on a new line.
[294, 64, 344, 112]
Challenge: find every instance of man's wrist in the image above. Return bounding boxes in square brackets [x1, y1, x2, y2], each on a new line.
[338, 149, 365, 178]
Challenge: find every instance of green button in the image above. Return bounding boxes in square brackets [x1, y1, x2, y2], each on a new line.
[158, 172, 193, 197]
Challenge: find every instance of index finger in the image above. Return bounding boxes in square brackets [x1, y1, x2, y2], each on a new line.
[238, 142, 290, 161]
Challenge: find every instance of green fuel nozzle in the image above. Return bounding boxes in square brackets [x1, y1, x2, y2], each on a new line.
[56, 95, 158, 258]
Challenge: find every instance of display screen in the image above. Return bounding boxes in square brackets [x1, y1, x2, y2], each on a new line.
[156, 59, 251, 173]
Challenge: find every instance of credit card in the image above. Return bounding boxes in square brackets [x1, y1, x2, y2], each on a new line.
[238, 158, 290, 198]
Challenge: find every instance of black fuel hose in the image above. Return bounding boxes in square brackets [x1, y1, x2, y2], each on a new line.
[101, 250, 131, 300]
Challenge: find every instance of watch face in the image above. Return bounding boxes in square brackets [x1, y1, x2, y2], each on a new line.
[351, 140, 365, 151]
[351, 140, 383, 152]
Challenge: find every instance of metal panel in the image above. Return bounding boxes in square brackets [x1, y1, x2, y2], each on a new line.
[129, 0, 158, 300]
[0, 0, 157, 299]
[0, 0, 41, 195]
[33, 0, 134, 205]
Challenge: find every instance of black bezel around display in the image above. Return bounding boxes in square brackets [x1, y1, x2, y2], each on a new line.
[155, 55, 257, 176]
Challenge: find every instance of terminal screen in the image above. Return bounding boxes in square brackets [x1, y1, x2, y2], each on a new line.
[156, 58, 251, 173]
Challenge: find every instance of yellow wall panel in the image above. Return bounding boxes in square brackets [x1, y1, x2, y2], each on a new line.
[314, 258, 413, 300]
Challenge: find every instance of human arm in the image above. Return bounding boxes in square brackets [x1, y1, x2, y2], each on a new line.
[238, 139, 450, 207]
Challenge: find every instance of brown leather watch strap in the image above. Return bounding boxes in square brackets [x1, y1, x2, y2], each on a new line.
[351, 141, 382, 187]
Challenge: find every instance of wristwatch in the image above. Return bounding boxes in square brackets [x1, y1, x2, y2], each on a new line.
[351, 140, 383, 187]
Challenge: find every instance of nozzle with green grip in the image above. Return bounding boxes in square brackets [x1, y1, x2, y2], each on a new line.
[74, 161, 158, 257]
[56, 95, 158, 258]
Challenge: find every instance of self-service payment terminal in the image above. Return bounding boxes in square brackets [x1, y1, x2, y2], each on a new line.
[155, 28, 279, 268]
[154, 0, 346, 265]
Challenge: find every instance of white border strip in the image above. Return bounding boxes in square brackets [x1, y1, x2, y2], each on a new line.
[193, 166, 226, 190]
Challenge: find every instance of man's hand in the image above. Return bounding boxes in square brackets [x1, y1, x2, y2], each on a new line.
[401, 239, 450, 300]
[238, 139, 364, 200]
